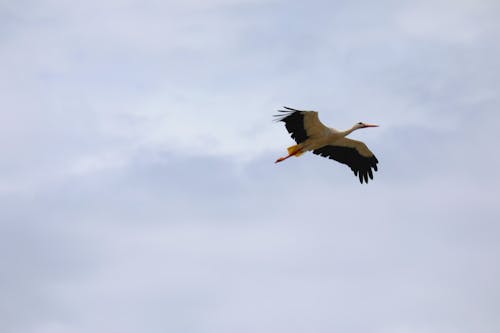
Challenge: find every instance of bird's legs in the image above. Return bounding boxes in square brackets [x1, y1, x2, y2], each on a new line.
[275, 147, 303, 163]
[275, 154, 291, 163]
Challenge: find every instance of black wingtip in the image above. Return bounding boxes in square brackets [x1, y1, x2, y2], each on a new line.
[283, 106, 301, 112]
[274, 107, 301, 122]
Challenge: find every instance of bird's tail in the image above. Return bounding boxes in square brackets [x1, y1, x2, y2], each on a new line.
[287, 145, 304, 157]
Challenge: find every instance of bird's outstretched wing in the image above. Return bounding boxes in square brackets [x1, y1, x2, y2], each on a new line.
[312, 138, 379, 184]
[274, 106, 330, 144]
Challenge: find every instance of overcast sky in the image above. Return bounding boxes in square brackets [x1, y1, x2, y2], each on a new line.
[1, 0, 500, 332]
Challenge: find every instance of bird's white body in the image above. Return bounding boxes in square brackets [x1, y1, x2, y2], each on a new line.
[275, 107, 379, 184]
[285, 111, 375, 157]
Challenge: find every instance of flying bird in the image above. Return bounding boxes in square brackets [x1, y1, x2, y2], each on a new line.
[274, 106, 379, 184]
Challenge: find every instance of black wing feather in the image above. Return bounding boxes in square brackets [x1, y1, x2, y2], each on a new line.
[274, 107, 308, 143]
[313, 145, 379, 184]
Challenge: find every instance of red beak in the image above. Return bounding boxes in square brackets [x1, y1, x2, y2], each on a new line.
[364, 124, 379, 128]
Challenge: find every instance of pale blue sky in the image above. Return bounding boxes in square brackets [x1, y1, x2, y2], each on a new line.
[1, 0, 500, 332]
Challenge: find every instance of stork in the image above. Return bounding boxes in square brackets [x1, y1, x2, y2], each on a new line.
[274, 106, 379, 184]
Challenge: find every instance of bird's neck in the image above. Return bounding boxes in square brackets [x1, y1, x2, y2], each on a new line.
[339, 126, 358, 137]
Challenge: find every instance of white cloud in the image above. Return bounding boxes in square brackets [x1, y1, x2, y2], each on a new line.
[396, 0, 499, 44]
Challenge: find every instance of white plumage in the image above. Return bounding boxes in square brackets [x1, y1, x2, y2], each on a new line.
[275, 106, 380, 184]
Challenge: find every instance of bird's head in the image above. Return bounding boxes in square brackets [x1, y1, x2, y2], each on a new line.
[355, 122, 379, 129]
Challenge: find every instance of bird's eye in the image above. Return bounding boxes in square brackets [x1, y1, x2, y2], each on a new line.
[357, 122, 363, 125]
